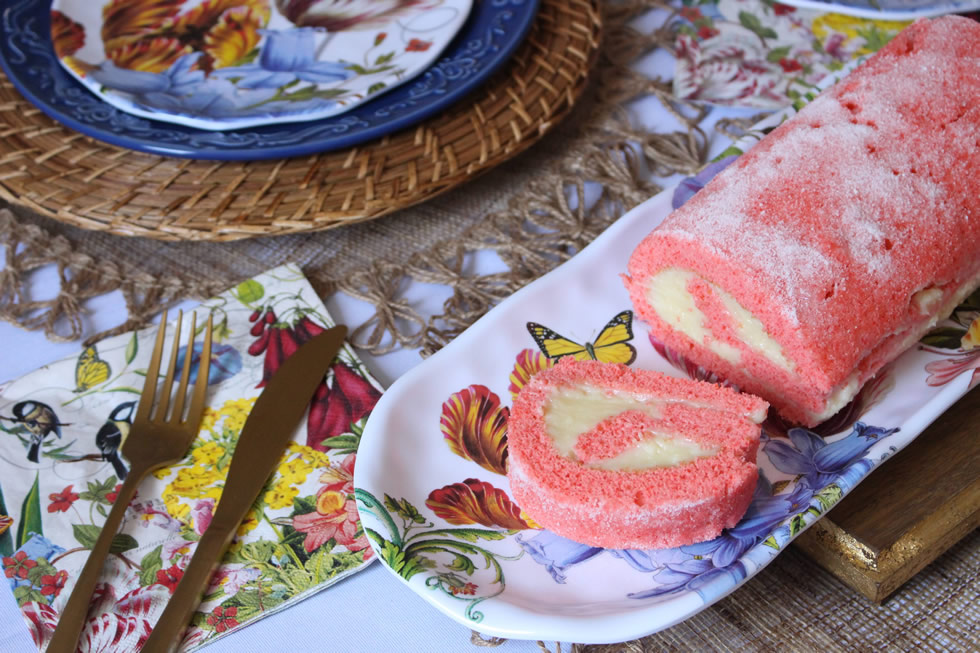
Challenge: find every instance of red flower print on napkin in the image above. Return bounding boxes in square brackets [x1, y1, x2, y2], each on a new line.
[207, 606, 240, 633]
[3, 551, 37, 579]
[292, 454, 372, 558]
[105, 483, 123, 504]
[306, 362, 381, 451]
[48, 485, 79, 513]
[249, 310, 328, 388]
[39, 570, 68, 597]
[154, 565, 184, 593]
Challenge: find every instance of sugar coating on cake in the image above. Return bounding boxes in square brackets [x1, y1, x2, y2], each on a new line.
[506, 358, 768, 549]
[624, 16, 980, 426]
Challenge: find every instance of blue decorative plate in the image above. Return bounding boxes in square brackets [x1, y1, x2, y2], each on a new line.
[0, 0, 540, 160]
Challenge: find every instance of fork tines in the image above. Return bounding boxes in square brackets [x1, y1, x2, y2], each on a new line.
[137, 310, 213, 425]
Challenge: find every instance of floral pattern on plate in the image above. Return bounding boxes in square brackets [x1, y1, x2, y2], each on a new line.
[0, 265, 381, 651]
[354, 63, 980, 643]
[51, 0, 472, 130]
[3, 0, 538, 159]
[671, 0, 910, 108]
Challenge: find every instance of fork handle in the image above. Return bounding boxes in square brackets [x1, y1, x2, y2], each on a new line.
[47, 465, 148, 653]
[138, 520, 237, 653]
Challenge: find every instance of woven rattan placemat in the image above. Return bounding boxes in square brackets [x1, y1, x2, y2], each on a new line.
[0, 0, 600, 241]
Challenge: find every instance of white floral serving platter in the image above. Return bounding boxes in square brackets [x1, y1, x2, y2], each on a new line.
[50, 0, 472, 131]
[353, 71, 980, 642]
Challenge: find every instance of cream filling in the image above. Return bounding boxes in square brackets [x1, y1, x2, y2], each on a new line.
[544, 387, 662, 458]
[809, 374, 860, 423]
[912, 287, 943, 316]
[542, 386, 716, 470]
[813, 277, 980, 420]
[586, 436, 717, 471]
[646, 268, 794, 372]
[645, 266, 980, 423]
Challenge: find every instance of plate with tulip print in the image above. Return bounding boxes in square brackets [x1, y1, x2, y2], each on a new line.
[49, 0, 473, 130]
[353, 88, 980, 643]
[0, 0, 537, 158]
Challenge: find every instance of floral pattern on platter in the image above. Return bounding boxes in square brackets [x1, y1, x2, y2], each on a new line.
[50, 0, 471, 130]
[671, 0, 910, 108]
[359, 302, 902, 616]
[355, 65, 980, 639]
[918, 289, 980, 390]
[0, 265, 381, 650]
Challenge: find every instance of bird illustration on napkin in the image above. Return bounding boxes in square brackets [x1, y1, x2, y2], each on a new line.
[0, 400, 70, 462]
[95, 401, 134, 480]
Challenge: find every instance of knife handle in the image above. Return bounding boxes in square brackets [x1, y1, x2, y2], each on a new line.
[139, 521, 236, 653]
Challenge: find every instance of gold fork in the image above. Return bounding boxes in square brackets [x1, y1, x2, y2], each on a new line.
[47, 310, 213, 653]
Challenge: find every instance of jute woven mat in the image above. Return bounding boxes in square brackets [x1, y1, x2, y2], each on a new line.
[571, 529, 980, 652]
[1, 1, 978, 650]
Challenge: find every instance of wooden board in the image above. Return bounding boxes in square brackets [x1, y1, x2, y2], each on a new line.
[793, 387, 980, 603]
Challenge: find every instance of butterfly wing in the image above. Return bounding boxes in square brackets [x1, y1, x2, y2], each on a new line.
[75, 346, 111, 392]
[591, 310, 637, 365]
[527, 323, 589, 361]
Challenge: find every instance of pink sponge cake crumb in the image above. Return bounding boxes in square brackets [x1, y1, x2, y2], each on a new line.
[624, 16, 980, 426]
[506, 358, 768, 549]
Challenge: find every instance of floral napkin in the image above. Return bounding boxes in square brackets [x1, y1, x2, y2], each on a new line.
[672, 0, 911, 108]
[0, 264, 381, 651]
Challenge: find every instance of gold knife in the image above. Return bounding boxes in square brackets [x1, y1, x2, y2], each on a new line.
[140, 325, 348, 653]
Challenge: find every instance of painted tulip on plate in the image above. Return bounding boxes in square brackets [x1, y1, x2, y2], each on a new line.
[275, 0, 441, 32]
[439, 385, 509, 476]
[425, 478, 534, 530]
[50, 11, 85, 58]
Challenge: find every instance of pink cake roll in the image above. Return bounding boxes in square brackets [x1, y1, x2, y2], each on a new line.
[507, 359, 768, 549]
[625, 16, 980, 426]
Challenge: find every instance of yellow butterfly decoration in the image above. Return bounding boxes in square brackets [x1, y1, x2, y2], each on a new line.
[74, 345, 111, 392]
[527, 310, 637, 365]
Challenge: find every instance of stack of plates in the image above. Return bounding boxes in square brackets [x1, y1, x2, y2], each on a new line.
[0, 0, 601, 240]
[2, 0, 539, 160]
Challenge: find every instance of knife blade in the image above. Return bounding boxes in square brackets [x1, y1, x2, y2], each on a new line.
[140, 325, 347, 653]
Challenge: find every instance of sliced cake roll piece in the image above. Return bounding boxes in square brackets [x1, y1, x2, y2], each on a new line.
[625, 16, 980, 426]
[506, 359, 768, 549]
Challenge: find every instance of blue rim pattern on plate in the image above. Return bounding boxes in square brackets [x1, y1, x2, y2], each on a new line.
[0, 0, 540, 161]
